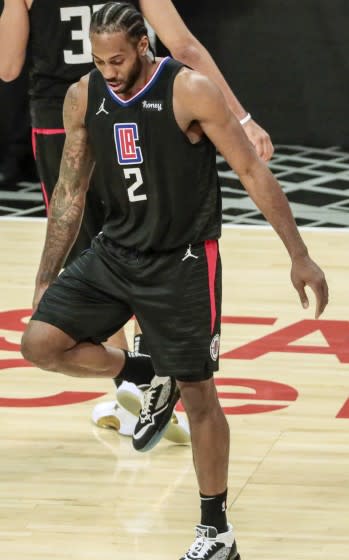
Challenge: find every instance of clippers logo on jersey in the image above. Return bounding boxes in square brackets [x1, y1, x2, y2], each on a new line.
[114, 123, 143, 165]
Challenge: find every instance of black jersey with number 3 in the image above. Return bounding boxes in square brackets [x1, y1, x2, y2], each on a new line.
[29, 0, 140, 102]
[85, 58, 221, 252]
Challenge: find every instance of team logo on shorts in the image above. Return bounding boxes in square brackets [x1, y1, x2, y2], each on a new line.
[210, 334, 220, 361]
[114, 123, 143, 165]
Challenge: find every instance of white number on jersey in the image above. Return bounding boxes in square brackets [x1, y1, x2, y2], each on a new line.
[60, 4, 104, 64]
[124, 168, 147, 202]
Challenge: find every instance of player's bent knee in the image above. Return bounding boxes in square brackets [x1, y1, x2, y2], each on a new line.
[21, 324, 63, 371]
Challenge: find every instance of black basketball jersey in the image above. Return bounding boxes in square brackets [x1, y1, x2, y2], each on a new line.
[29, 0, 140, 103]
[85, 58, 221, 252]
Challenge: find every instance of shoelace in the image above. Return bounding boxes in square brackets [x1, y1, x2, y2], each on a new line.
[184, 535, 217, 559]
[139, 387, 157, 423]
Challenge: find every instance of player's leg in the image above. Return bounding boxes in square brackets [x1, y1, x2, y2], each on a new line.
[176, 377, 239, 560]
[93, 317, 160, 437]
[21, 241, 156, 388]
[177, 377, 229, 495]
[131, 240, 240, 558]
[131, 240, 221, 452]
[22, 318, 126, 377]
[32, 123, 160, 437]
[115, 318, 150, 411]
[32, 127, 152, 374]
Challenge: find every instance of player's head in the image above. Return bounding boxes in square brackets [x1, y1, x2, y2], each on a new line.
[90, 2, 154, 94]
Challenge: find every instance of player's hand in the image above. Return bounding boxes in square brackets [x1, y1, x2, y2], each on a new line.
[290, 255, 329, 319]
[32, 283, 49, 313]
[243, 119, 274, 162]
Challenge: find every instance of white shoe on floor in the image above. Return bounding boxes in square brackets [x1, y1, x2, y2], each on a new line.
[116, 381, 144, 416]
[91, 400, 137, 437]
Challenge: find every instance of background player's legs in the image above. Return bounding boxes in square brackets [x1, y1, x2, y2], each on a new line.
[32, 129, 65, 209]
[107, 327, 129, 351]
[133, 319, 149, 355]
[0, 59, 36, 187]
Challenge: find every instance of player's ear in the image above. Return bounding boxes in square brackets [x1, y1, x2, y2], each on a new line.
[138, 35, 149, 57]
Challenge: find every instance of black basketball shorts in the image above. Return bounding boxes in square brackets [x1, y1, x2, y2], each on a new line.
[32, 234, 222, 382]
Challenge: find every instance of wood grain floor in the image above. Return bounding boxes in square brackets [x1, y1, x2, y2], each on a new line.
[0, 218, 348, 560]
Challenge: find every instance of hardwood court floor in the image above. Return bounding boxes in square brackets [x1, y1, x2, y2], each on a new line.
[0, 218, 348, 560]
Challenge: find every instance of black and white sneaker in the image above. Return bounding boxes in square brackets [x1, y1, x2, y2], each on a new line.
[180, 524, 240, 560]
[117, 381, 190, 446]
[132, 375, 180, 452]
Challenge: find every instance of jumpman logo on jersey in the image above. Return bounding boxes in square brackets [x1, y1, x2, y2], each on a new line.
[96, 98, 109, 115]
[182, 244, 199, 261]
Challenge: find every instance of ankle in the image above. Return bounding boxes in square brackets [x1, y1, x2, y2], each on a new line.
[114, 350, 155, 388]
[200, 489, 228, 533]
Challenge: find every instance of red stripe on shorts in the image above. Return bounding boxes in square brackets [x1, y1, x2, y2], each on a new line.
[204, 239, 218, 334]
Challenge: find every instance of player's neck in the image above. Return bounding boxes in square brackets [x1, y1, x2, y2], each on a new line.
[119, 57, 161, 101]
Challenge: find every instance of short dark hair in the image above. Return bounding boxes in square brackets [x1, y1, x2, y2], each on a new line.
[90, 2, 155, 57]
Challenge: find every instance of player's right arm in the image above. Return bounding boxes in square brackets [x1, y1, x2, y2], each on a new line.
[33, 76, 95, 310]
[175, 70, 328, 319]
[0, 0, 30, 81]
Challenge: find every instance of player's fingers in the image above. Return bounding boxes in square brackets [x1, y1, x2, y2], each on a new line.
[315, 291, 323, 320]
[296, 283, 309, 310]
[314, 280, 329, 319]
[264, 137, 274, 161]
[252, 137, 264, 159]
[256, 134, 274, 162]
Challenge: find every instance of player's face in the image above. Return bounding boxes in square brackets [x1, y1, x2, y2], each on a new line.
[91, 31, 148, 95]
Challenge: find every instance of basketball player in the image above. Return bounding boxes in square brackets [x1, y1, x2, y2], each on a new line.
[0, 0, 274, 445]
[20, 3, 328, 557]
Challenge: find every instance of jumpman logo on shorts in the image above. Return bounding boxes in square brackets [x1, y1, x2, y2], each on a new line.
[96, 98, 109, 115]
[182, 244, 199, 261]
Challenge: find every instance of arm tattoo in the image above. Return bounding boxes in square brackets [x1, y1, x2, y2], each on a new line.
[37, 83, 95, 284]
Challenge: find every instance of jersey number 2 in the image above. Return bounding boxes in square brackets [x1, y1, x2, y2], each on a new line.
[124, 168, 147, 202]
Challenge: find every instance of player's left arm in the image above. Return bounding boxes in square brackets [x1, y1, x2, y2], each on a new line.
[175, 71, 328, 318]
[33, 77, 94, 309]
[139, 0, 273, 161]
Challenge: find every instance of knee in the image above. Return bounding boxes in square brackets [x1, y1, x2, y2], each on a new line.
[178, 378, 219, 422]
[21, 325, 60, 371]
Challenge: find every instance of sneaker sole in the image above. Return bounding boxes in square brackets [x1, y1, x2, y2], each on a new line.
[117, 387, 190, 446]
[96, 414, 121, 431]
[116, 389, 142, 416]
[91, 401, 136, 437]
